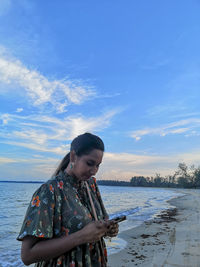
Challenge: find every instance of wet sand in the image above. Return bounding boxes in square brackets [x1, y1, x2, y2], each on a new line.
[108, 189, 200, 267]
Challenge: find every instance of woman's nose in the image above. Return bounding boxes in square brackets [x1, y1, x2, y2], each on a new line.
[90, 166, 98, 175]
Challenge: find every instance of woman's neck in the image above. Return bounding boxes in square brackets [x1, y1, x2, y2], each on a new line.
[65, 167, 80, 183]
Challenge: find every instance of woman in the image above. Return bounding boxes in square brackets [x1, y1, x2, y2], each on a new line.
[17, 132, 118, 267]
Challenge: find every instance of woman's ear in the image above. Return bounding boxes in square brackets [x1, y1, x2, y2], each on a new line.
[70, 150, 76, 163]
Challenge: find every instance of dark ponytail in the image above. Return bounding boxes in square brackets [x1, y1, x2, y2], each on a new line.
[53, 132, 104, 177]
[53, 153, 70, 177]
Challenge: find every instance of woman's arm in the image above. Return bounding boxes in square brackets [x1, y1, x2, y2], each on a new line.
[21, 220, 110, 266]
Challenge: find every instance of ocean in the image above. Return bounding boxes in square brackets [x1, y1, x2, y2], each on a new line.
[0, 182, 184, 267]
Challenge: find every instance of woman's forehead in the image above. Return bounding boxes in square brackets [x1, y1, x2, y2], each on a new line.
[83, 149, 103, 161]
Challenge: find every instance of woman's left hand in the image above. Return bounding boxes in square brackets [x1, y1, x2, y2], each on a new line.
[105, 221, 119, 237]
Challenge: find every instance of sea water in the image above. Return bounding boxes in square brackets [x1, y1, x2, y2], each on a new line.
[0, 182, 184, 267]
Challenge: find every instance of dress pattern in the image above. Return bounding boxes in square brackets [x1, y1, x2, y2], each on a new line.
[17, 171, 108, 267]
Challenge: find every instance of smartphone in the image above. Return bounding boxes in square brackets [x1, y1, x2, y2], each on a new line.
[111, 215, 126, 223]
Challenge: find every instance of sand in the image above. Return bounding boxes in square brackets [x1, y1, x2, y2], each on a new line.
[108, 189, 200, 267]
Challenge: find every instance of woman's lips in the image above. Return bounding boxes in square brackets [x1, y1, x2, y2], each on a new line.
[83, 174, 91, 180]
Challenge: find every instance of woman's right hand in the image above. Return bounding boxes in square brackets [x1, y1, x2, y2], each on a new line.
[21, 221, 111, 265]
[80, 220, 110, 243]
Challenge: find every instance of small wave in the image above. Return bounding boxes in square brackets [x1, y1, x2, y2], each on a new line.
[0, 251, 24, 267]
[0, 215, 8, 219]
[144, 201, 152, 208]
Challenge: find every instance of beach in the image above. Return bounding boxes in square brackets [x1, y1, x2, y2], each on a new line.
[0, 183, 190, 266]
[108, 189, 200, 267]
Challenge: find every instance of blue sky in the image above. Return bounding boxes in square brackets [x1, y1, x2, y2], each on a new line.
[0, 0, 200, 181]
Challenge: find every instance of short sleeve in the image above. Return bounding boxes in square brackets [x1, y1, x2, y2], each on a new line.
[17, 183, 55, 241]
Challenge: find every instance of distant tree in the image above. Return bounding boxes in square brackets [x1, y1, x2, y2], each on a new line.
[130, 176, 148, 187]
[153, 173, 163, 187]
[99, 163, 200, 189]
[193, 167, 200, 188]
[178, 162, 188, 174]
[165, 175, 176, 187]
[177, 176, 190, 188]
[146, 176, 153, 187]
[97, 180, 130, 186]
[176, 162, 192, 188]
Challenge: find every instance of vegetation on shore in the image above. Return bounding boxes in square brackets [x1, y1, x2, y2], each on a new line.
[98, 163, 200, 189]
[1, 163, 199, 189]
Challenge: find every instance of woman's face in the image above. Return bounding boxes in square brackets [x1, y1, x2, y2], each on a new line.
[72, 149, 103, 181]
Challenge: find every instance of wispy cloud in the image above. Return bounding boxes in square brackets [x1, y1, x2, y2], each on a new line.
[2, 147, 200, 181]
[95, 92, 121, 99]
[0, 155, 57, 164]
[131, 118, 200, 140]
[0, 55, 95, 113]
[97, 149, 200, 180]
[146, 67, 200, 121]
[98, 152, 170, 180]
[147, 102, 187, 118]
[0, 157, 17, 164]
[0, 110, 118, 154]
[0, 155, 59, 179]
[16, 108, 23, 113]
[1, 113, 10, 125]
[104, 152, 171, 165]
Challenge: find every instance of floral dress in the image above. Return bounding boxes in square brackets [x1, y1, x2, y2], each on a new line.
[17, 171, 108, 267]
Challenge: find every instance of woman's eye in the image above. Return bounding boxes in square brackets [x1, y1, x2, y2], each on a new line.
[87, 161, 100, 168]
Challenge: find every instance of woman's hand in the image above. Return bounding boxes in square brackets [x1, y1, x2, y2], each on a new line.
[21, 221, 111, 265]
[80, 220, 111, 243]
[105, 221, 119, 238]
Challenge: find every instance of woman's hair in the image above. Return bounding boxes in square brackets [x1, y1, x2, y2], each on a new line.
[53, 132, 104, 176]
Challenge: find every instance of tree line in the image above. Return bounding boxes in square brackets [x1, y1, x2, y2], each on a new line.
[97, 163, 200, 189]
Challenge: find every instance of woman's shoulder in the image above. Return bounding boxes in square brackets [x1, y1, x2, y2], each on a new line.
[32, 174, 65, 196]
[45, 173, 67, 192]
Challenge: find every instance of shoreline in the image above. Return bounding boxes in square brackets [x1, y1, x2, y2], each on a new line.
[108, 189, 200, 267]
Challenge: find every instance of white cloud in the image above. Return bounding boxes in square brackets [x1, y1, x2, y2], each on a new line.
[0, 48, 119, 159]
[0, 156, 57, 164]
[104, 152, 169, 165]
[13, 129, 49, 145]
[1, 113, 10, 125]
[177, 151, 200, 166]
[0, 110, 118, 154]
[1, 141, 68, 154]
[0, 56, 95, 113]
[131, 118, 200, 140]
[96, 150, 200, 180]
[66, 110, 118, 139]
[147, 102, 187, 117]
[97, 152, 169, 180]
[0, 155, 60, 179]
[16, 108, 23, 113]
[146, 68, 200, 121]
[0, 157, 17, 164]
[2, 148, 200, 181]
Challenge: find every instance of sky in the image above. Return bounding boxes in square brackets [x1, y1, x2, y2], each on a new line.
[0, 0, 200, 181]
